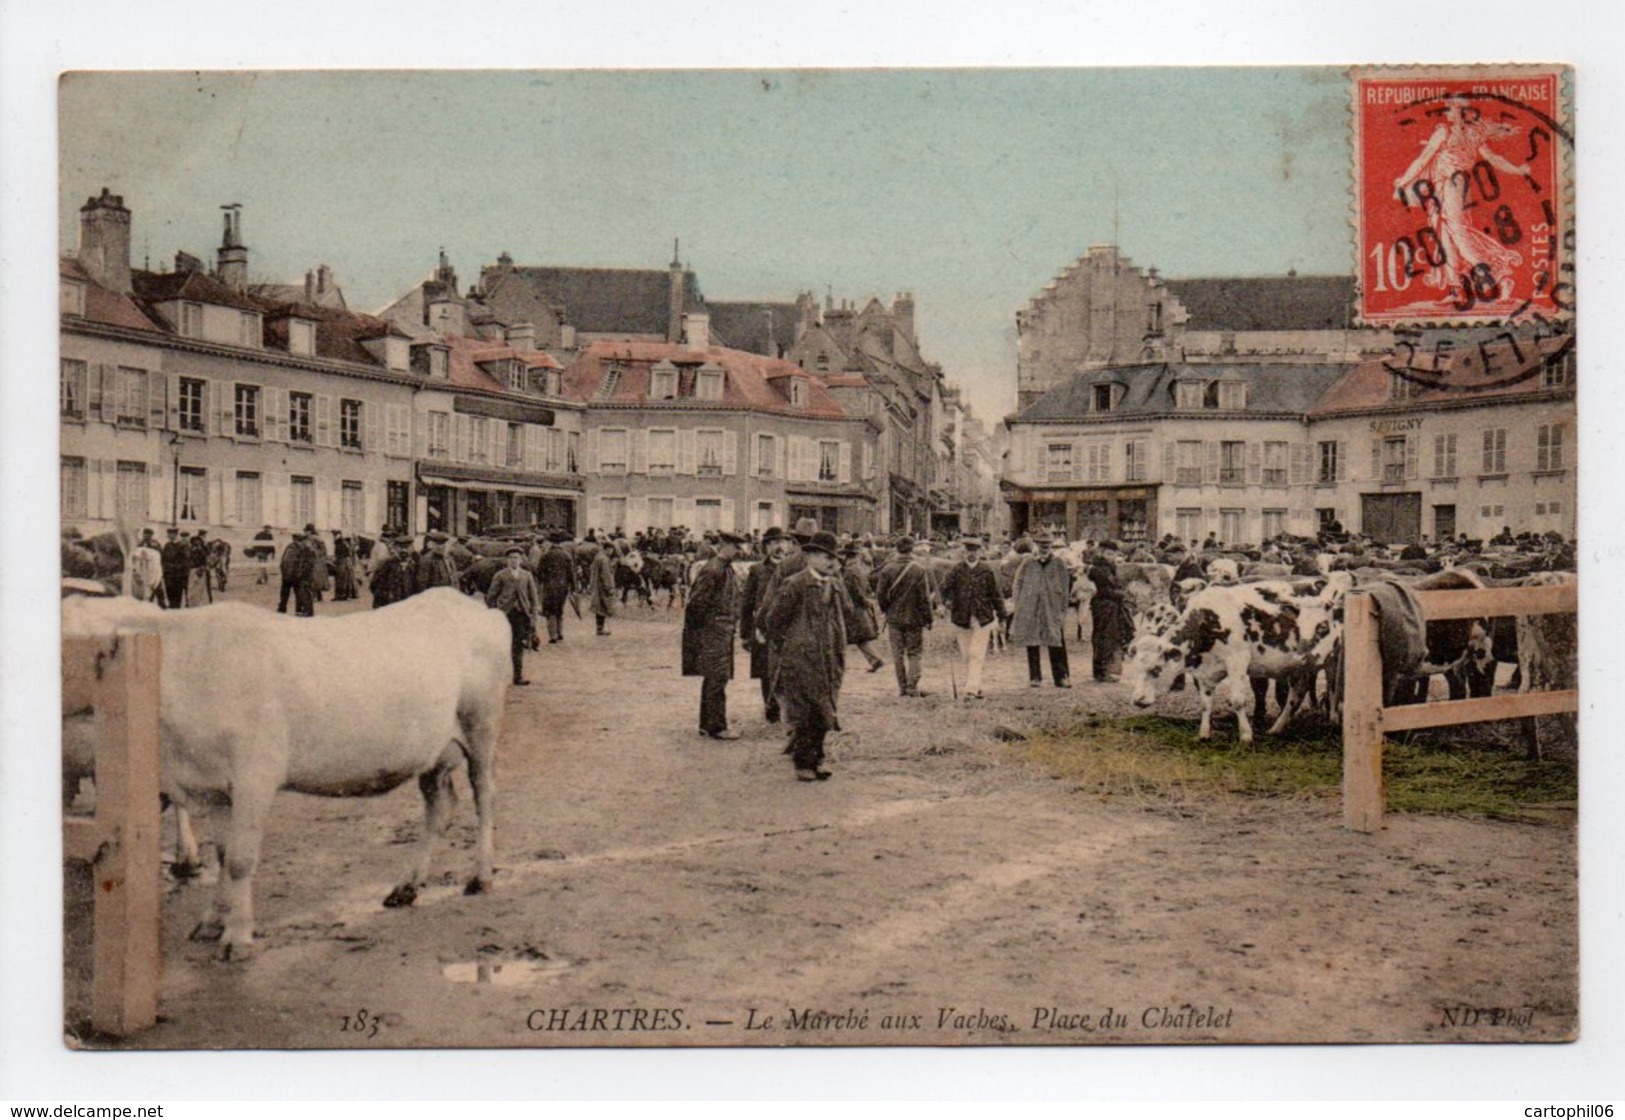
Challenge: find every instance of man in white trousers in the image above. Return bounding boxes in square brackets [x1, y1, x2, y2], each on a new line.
[937, 537, 1007, 700]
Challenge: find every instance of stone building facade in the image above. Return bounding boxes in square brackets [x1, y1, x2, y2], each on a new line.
[564, 328, 881, 537]
[60, 192, 420, 548]
[1002, 340, 1576, 546]
[1015, 244, 1395, 410]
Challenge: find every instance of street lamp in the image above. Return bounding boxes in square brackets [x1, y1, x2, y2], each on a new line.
[169, 430, 183, 528]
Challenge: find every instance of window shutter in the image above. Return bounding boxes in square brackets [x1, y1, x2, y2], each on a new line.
[263, 387, 282, 442]
[720, 498, 736, 532]
[632, 428, 649, 474]
[1036, 442, 1049, 477]
[148, 372, 167, 431]
[863, 441, 874, 480]
[1071, 443, 1086, 483]
[1203, 441, 1219, 485]
[586, 496, 601, 531]
[525, 427, 543, 473]
[210, 471, 227, 528]
[364, 481, 381, 533]
[1370, 439, 1382, 483]
[838, 440, 852, 484]
[1405, 433, 1419, 480]
[316, 394, 334, 447]
[1290, 442, 1309, 485]
[678, 429, 697, 475]
[723, 430, 739, 476]
[365, 401, 382, 455]
[454, 414, 469, 463]
[147, 468, 167, 525]
[214, 381, 231, 437]
[1336, 440, 1349, 482]
[1247, 441, 1262, 485]
[87, 364, 106, 422]
[586, 427, 600, 473]
[1161, 441, 1175, 482]
[269, 473, 290, 529]
[414, 412, 429, 459]
[490, 419, 502, 466]
[779, 436, 789, 481]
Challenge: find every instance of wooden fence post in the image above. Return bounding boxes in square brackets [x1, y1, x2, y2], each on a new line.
[65, 630, 163, 1037]
[1341, 591, 1386, 833]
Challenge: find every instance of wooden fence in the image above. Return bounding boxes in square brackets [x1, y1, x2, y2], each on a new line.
[62, 631, 162, 1037]
[1341, 582, 1579, 833]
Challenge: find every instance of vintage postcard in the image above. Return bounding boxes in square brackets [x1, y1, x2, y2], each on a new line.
[53, 64, 1580, 1055]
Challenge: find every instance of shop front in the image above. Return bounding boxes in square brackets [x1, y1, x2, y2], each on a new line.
[418, 463, 582, 538]
[1001, 483, 1159, 544]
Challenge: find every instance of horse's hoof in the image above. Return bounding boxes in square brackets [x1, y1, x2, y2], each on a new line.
[190, 919, 225, 942]
[463, 877, 490, 896]
[382, 883, 418, 908]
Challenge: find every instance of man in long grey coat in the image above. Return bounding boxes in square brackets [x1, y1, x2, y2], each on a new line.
[1009, 530, 1073, 688]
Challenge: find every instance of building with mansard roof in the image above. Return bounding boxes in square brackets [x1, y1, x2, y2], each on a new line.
[1002, 336, 1575, 546]
[60, 191, 421, 545]
[563, 318, 881, 537]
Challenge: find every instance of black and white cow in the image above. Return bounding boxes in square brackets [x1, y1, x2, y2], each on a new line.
[1125, 576, 1349, 743]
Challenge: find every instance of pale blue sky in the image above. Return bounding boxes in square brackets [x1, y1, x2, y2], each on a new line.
[60, 68, 1353, 422]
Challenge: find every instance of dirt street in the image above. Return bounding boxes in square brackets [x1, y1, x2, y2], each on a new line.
[68, 576, 1577, 1049]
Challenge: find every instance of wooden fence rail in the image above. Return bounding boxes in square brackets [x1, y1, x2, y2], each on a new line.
[1341, 582, 1578, 833]
[62, 631, 162, 1038]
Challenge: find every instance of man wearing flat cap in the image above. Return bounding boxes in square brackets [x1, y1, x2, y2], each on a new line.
[683, 530, 745, 739]
[939, 536, 1005, 699]
[487, 546, 540, 686]
[762, 531, 861, 780]
[414, 529, 458, 595]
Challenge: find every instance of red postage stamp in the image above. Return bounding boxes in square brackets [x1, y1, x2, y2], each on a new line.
[1352, 65, 1571, 326]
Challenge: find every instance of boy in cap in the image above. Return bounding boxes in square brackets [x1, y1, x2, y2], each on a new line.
[683, 531, 745, 738]
[763, 531, 861, 780]
[486, 546, 540, 685]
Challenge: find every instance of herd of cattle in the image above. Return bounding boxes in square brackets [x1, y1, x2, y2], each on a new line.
[59, 528, 1576, 962]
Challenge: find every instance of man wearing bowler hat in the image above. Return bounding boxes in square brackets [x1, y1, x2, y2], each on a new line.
[739, 525, 790, 722]
[762, 530, 860, 781]
[876, 534, 936, 697]
[683, 530, 746, 739]
[1010, 529, 1073, 688]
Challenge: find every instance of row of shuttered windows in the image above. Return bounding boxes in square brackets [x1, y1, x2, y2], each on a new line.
[1022, 429, 1566, 487]
[584, 428, 874, 484]
[60, 456, 380, 533]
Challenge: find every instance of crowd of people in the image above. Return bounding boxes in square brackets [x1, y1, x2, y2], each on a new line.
[97, 514, 1577, 785]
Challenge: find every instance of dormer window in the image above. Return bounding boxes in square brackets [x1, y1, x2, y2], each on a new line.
[238, 311, 262, 348]
[181, 302, 204, 338]
[650, 360, 678, 401]
[60, 279, 86, 318]
[540, 369, 562, 396]
[507, 361, 526, 392]
[696, 365, 724, 402]
[788, 376, 807, 408]
[288, 318, 317, 357]
[1216, 381, 1247, 410]
[1092, 383, 1117, 412]
[1542, 351, 1574, 388]
[1175, 381, 1204, 410]
[815, 354, 830, 372]
[1389, 370, 1421, 401]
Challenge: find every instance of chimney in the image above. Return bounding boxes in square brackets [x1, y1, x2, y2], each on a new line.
[506, 322, 536, 352]
[317, 264, 334, 295]
[216, 204, 248, 291]
[174, 250, 205, 275]
[667, 238, 684, 343]
[681, 312, 710, 350]
[795, 291, 819, 341]
[78, 188, 132, 294]
[427, 294, 467, 338]
[892, 291, 916, 342]
[304, 269, 317, 304]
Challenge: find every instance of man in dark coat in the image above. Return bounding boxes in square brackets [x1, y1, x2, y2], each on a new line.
[683, 531, 744, 739]
[875, 535, 936, 697]
[739, 526, 789, 723]
[332, 530, 358, 600]
[841, 543, 885, 673]
[939, 536, 1005, 699]
[369, 536, 413, 608]
[414, 530, 458, 595]
[586, 540, 618, 635]
[187, 529, 214, 605]
[277, 530, 317, 616]
[763, 531, 860, 781]
[160, 526, 190, 608]
[537, 533, 577, 643]
[1087, 543, 1136, 683]
[486, 546, 540, 685]
[303, 523, 330, 601]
